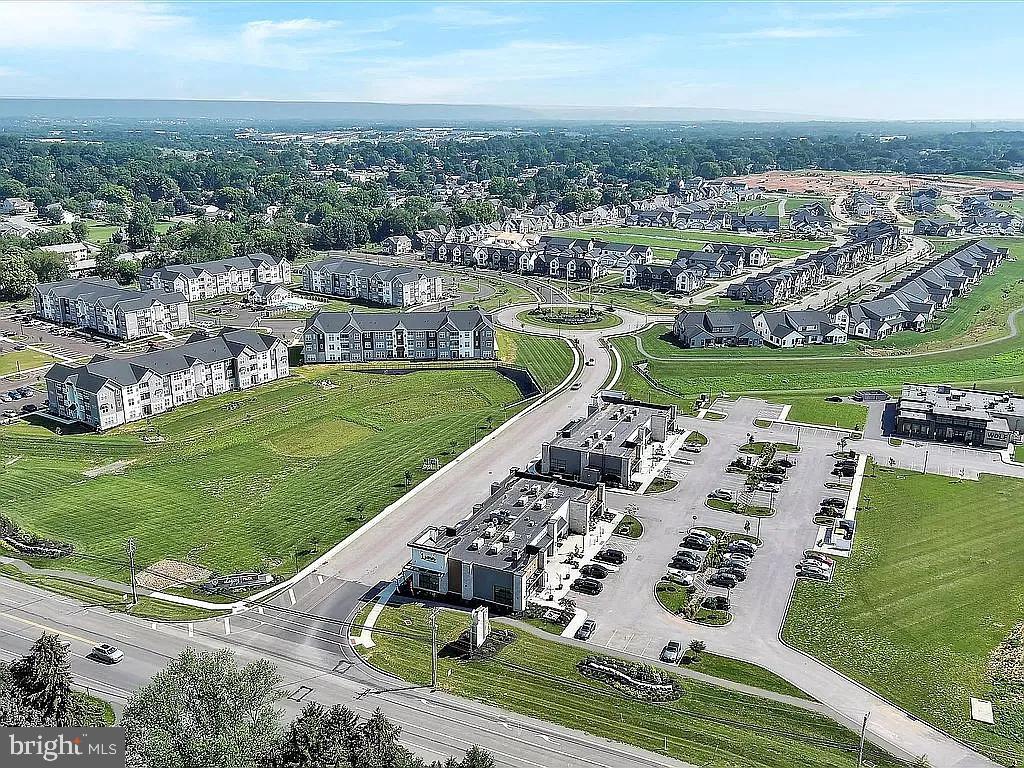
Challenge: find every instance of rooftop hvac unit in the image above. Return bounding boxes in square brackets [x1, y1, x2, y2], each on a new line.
[530, 484, 541, 495]
[514, 495, 526, 506]
[467, 538, 484, 551]
[592, 431, 601, 441]
[532, 498, 547, 510]
[502, 529, 515, 542]
[633, 408, 640, 416]
[511, 548, 521, 562]
[483, 525, 497, 539]
[488, 541, 504, 555]
[545, 487, 560, 498]
[581, 439, 591, 448]
[605, 431, 615, 441]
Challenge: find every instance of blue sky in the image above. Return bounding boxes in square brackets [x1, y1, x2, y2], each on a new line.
[0, 1, 1021, 119]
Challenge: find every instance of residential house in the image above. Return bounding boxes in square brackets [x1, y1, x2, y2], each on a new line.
[673, 310, 763, 348]
[0, 198, 36, 216]
[247, 283, 292, 307]
[382, 235, 413, 256]
[752, 310, 848, 347]
[623, 263, 706, 294]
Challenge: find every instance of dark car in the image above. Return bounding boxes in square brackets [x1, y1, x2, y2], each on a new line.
[817, 506, 844, 519]
[725, 540, 757, 556]
[20, 404, 37, 413]
[681, 537, 711, 551]
[832, 466, 856, 477]
[703, 595, 731, 611]
[717, 566, 747, 582]
[594, 548, 626, 565]
[825, 396, 843, 403]
[580, 563, 610, 579]
[708, 573, 738, 589]
[575, 619, 597, 641]
[571, 577, 603, 595]
[763, 474, 784, 485]
[774, 458, 796, 468]
[822, 497, 847, 509]
[669, 558, 700, 572]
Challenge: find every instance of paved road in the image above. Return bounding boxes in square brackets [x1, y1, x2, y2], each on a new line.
[0, 574, 695, 768]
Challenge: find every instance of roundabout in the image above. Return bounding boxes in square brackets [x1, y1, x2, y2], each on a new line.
[513, 305, 624, 331]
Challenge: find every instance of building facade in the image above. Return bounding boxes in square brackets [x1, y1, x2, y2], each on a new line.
[33, 278, 191, 340]
[44, 329, 289, 430]
[140, 253, 291, 302]
[895, 384, 1024, 449]
[301, 256, 446, 307]
[302, 309, 496, 363]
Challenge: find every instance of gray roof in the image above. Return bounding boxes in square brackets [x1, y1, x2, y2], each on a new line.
[142, 252, 282, 282]
[45, 329, 281, 393]
[36, 278, 187, 311]
[305, 256, 438, 285]
[305, 309, 492, 335]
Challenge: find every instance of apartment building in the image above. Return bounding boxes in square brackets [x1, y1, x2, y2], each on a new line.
[33, 278, 191, 340]
[895, 384, 1024, 449]
[140, 253, 291, 302]
[540, 392, 677, 488]
[407, 469, 606, 612]
[302, 309, 496, 363]
[301, 256, 446, 307]
[44, 328, 289, 430]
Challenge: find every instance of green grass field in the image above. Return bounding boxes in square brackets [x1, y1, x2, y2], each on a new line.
[571, 285, 680, 314]
[0, 367, 526, 581]
[784, 465, 1024, 765]
[357, 603, 900, 768]
[497, 329, 576, 391]
[0, 349, 58, 376]
[562, 226, 831, 252]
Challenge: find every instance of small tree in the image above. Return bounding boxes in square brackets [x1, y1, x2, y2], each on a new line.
[688, 640, 706, 659]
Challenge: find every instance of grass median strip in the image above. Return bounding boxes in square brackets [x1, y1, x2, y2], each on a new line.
[356, 602, 900, 768]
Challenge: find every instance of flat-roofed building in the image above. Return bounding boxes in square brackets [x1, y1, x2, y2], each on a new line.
[540, 391, 676, 488]
[407, 470, 606, 611]
[895, 384, 1024, 449]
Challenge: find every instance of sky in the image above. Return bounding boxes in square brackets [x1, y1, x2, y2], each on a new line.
[0, 1, 1021, 120]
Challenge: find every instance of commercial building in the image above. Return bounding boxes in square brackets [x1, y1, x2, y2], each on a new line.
[140, 253, 291, 302]
[44, 328, 289, 430]
[895, 384, 1024, 449]
[33, 278, 191, 340]
[300, 256, 446, 307]
[407, 469, 606, 612]
[302, 309, 496, 363]
[540, 392, 676, 488]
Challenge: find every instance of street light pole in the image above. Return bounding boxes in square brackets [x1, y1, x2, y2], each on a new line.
[429, 607, 440, 690]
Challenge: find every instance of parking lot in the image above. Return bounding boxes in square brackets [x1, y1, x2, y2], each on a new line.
[562, 397, 854, 663]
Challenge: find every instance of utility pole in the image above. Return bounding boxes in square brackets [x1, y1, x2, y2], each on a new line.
[429, 607, 439, 690]
[857, 712, 869, 767]
[125, 538, 138, 607]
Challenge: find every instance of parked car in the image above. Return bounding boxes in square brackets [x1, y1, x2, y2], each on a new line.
[708, 573, 738, 589]
[90, 643, 124, 664]
[710, 489, 733, 501]
[594, 548, 626, 565]
[774, 458, 796, 468]
[717, 564, 747, 581]
[763, 474, 784, 485]
[575, 619, 597, 641]
[571, 577, 603, 595]
[722, 552, 752, 566]
[832, 466, 856, 478]
[681, 537, 711, 551]
[724, 540, 757, 555]
[580, 563, 610, 579]
[669, 558, 700, 572]
[798, 569, 830, 582]
[660, 640, 683, 663]
[822, 498, 847, 509]
[817, 506, 844, 519]
[703, 595, 731, 611]
[825, 396, 843, 403]
[21, 404, 37, 413]
[691, 529, 717, 541]
[798, 559, 831, 572]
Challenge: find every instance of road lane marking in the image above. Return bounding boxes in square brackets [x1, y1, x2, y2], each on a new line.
[0, 611, 92, 645]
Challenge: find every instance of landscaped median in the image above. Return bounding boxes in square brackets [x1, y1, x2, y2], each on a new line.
[352, 602, 902, 768]
[514, 306, 622, 331]
[783, 462, 1024, 765]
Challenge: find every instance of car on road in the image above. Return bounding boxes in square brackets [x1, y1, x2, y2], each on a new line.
[682, 445, 702, 454]
[594, 548, 626, 565]
[570, 382, 582, 390]
[660, 640, 683, 664]
[21, 404, 37, 413]
[825, 396, 843, 403]
[580, 563, 611, 579]
[90, 643, 124, 664]
[571, 577, 603, 595]
[822, 497, 847, 509]
[710, 488, 733, 501]
[13, 344, 26, 351]
[575, 619, 597, 641]
[585, 359, 595, 366]
[708, 573, 738, 589]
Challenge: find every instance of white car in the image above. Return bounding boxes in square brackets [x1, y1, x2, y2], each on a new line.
[710, 489, 733, 501]
[90, 643, 124, 664]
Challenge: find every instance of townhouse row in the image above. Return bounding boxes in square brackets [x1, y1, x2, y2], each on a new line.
[300, 255, 446, 307]
[44, 328, 290, 430]
[621, 243, 770, 294]
[674, 308, 848, 348]
[33, 278, 191, 341]
[406, 392, 676, 612]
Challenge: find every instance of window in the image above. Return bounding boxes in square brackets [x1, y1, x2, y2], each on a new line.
[419, 572, 440, 592]
[493, 585, 513, 606]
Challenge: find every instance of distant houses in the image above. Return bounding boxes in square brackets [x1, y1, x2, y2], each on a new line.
[0, 197, 36, 216]
[673, 308, 849, 349]
[622, 242, 769, 294]
[788, 203, 834, 236]
[673, 310, 764, 348]
[33, 278, 191, 340]
[845, 191, 884, 218]
[302, 309, 496, 363]
[140, 253, 291, 302]
[301, 256, 446, 307]
[44, 329, 289, 430]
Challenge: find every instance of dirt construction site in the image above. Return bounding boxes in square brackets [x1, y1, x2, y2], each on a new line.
[728, 170, 1024, 197]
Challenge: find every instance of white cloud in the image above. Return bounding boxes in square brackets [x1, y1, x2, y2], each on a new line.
[780, 2, 911, 22]
[427, 4, 525, 28]
[0, 1, 187, 50]
[241, 18, 343, 47]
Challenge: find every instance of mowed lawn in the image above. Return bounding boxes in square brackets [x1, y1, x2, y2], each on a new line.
[784, 466, 1024, 765]
[0, 367, 526, 580]
[559, 226, 831, 253]
[0, 349, 59, 376]
[497, 329, 575, 391]
[358, 603, 902, 768]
